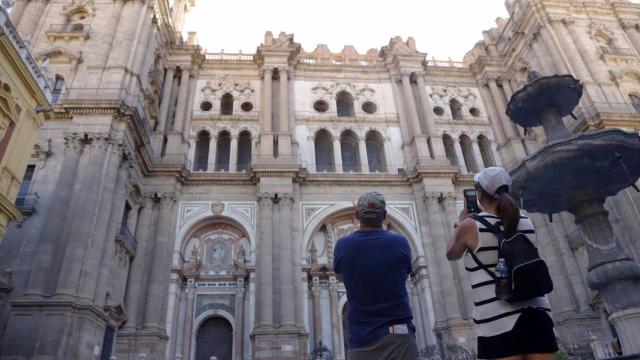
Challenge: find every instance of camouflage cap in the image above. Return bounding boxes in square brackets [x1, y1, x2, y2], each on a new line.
[356, 191, 386, 220]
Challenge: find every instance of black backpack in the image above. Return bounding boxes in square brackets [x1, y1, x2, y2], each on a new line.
[469, 214, 553, 303]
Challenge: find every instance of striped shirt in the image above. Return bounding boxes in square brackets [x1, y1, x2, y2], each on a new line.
[463, 212, 551, 337]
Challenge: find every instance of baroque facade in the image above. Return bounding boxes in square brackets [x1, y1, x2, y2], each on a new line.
[0, 0, 640, 359]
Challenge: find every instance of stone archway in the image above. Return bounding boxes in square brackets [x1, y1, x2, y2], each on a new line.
[195, 316, 233, 360]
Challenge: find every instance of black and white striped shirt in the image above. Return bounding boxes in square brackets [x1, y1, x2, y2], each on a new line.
[463, 212, 551, 337]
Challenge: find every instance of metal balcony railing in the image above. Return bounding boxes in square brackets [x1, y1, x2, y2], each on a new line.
[116, 223, 137, 255]
[47, 23, 92, 34]
[15, 192, 39, 216]
[600, 46, 635, 57]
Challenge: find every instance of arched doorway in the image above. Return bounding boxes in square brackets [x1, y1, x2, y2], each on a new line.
[195, 317, 233, 360]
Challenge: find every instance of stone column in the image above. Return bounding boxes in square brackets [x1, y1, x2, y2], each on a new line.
[183, 72, 198, 139]
[357, 138, 369, 173]
[487, 78, 517, 139]
[56, 136, 110, 296]
[255, 193, 274, 328]
[15, 0, 46, 40]
[423, 194, 463, 321]
[478, 85, 506, 146]
[234, 283, 245, 360]
[143, 192, 176, 330]
[400, 73, 430, 159]
[108, 0, 143, 68]
[311, 278, 322, 347]
[9, 1, 28, 25]
[471, 139, 484, 170]
[26, 135, 82, 295]
[383, 137, 394, 173]
[333, 138, 343, 173]
[453, 139, 468, 173]
[416, 268, 436, 345]
[229, 134, 238, 172]
[623, 23, 640, 56]
[278, 68, 291, 156]
[552, 20, 593, 83]
[415, 74, 446, 160]
[407, 280, 425, 349]
[328, 281, 343, 358]
[259, 68, 273, 155]
[173, 67, 191, 134]
[157, 67, 176, 133]
[307, 135, 316, 171]
[123, 194, 156, 329]
[279, 195, 296, 328]
[166, 274, 183, 359]
[563, 21, 610, 86]
[181, 279, 196, 360]
[208, 134, 217, 171]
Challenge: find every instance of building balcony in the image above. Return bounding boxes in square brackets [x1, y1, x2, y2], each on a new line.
[15, 192, 39, 216]
[45, 23, 92, 41]
[115, 223, 137, 257]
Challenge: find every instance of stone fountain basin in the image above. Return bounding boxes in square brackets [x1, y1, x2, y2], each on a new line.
[510, 128, 640, 214]
[507, 74, 582, 128]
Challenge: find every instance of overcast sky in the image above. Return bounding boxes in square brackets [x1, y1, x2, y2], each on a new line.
[184, 0, 640, 60]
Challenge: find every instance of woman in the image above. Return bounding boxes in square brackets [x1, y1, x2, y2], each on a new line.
[446, 167, 557, 360]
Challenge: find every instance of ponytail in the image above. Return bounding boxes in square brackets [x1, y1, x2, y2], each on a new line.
[494, 186, 520, 236]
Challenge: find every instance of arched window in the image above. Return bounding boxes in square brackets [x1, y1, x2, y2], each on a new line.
[442, 134, 458, 166]
[459, 134, 479, 173]
[449, 98, 464, 120]
[314, 129, 334, 172]
[336, 91, 354, 117]
[193, 131, 210, 171]
[220, 93, 233, 115]
[215, 131, 231, 171]
[365, 131, 386, 172]
[195, 317, 233, 360]
[237, 131, 252, 171]
[630, 94, 640, 113]
[340, 130, 360, 172]
[52, 75, 65, 103]
[477, 135, 496, 168]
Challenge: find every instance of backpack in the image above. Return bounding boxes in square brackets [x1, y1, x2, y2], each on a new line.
[468, 214, 553, 303]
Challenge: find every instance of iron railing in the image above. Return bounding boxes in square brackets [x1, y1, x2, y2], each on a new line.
[15, 192, 39, 216]
[600, 46, 635, 57]
[47, 23, 92, 34]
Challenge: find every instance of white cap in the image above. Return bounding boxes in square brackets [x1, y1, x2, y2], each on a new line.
[474, 167, 512, 196]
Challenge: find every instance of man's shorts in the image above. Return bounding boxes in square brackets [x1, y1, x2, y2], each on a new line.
[348, 333, 418, 360]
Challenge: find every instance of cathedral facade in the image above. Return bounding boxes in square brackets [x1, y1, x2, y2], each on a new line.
[1, 0, 640, 359]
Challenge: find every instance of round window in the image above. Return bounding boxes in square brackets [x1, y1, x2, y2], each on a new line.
[200, 101, 213, 111]
[361, 101, 377, 114]
[313, 100, 329, 113]
[469, 108, 481, 117]
[241, 102, 253, 112]
[433, 106, 445, 116]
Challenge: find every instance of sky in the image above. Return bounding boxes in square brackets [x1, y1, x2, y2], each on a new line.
[183, 0, 511, 60]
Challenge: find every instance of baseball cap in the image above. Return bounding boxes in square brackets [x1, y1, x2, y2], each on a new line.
[474, 167, 512, 196]
[356, 191, 386, 221]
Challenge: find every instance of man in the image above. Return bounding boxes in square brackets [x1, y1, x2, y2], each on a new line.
[333, 191, 418, 360]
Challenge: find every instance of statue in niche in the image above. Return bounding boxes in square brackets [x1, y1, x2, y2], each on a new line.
[211, 243, 225, 265]
[205, 240, 231, 270]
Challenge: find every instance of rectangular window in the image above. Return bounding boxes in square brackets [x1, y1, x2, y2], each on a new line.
[17, 165, 35, 201]
[99, 325, 115, 360]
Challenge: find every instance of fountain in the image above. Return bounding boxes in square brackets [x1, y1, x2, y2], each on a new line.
[506, 72, 640, 354]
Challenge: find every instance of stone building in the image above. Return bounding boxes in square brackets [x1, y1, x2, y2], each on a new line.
[0, 0, 639, 359]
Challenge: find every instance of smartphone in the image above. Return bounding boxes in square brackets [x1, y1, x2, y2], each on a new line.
[463, 188, 480, 214]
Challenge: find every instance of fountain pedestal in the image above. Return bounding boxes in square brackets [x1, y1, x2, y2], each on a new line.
[506, 73, 640, 354]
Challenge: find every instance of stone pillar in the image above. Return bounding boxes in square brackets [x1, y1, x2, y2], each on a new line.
[333, 138, 343, 173]
[400, 73, 430, 160]
[328, 281, 344, 358]
[229, 134, 238, 172]
[478, 85, 506, 146]
[107, 0, 143, 68]
[181, 279, 196, 360]
[26, 135, 82, 295]
[623, 23, 640, 56]
[471, 139, 484, 170]
[259, 68, 274, 155]
[9, 1, 28, 25]
[383, 137, 394, 173]
[208, 134, 217, 171]
[311, 278, 322, 347]
[423, 194, 463, 322]
[552, 20, 594, 84]
[15, 0, 45, 39]
[357, 138, 369, 173]
[166, 274, 183, 359]
[173, 67, 191, 135]
[143, 192, 176, 330]
[157, 67, 176, 133]
[415, 74, 446, 160]
[416, 268, 436, 345]
[234, 283, 245, 360]
[453, 139, 468, 174]
[278, 68, 291, 156]
[183, 72, 198, 139]
[56, 136, 110, 296]
[487, 78, 517, 139]
[307, 135, 316, 171]
[123, 194, 156, 329]
[255, 193, 274, 328]
[564, 21, 611, 86]
[279, 195, 296, 328]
